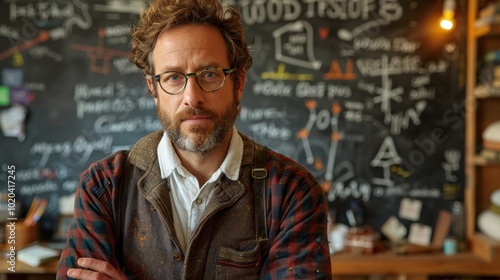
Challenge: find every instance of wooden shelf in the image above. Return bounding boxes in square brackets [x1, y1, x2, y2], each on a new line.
[471, 232, 500, 262]
[0, 244, 58, 279]
[475, 85, 500, 99]
[466, 1, 500, 271]
[475, 24, 500, 38]
[473, 154, 500, 165]
[330, 250, 500, 276]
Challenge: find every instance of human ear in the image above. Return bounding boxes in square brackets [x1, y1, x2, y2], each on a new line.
[235, 70, 246, 102]
[146, 78, 159, 103]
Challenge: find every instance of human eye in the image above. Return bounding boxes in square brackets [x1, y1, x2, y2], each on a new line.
[199, 68, 222, 82]
[161, 72, 184, 84]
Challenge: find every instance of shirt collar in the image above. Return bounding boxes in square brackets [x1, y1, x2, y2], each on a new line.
[157, 126, 243, 181]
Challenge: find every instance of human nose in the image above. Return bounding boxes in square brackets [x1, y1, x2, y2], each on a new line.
[182, 76, 205, 107]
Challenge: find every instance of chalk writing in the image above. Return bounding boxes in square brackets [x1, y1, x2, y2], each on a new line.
[20, 181, 58, 196]
[29, 135, 113, 167]
[356, 55, 421, 76]
[327, 84, 352, 99]
[371, 136, 402, 187]
[93, 0, 145, 14]
[253, 80, 293, 97]
[9, 0, 92, 34]
[240, 0, 403, 25]
[76, 99, 135, 118]
[296, 81, 326, 98]
[0, 24, 19, 40]
[239, 106, 291, 123]
[94, 115, 161, 133]
[248, 122, 292, 140]
[29, 46, 63, 61]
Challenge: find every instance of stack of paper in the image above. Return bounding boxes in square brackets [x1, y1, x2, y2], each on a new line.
[17, 243, 60, 267]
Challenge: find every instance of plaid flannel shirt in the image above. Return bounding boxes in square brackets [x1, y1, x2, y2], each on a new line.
[57, 131, 332, 279]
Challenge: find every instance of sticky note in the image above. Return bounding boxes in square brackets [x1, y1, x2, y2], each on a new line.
[408, 223, 432, 246]
[2, 68, 23, 87]
[381, 216, 407, 243]
[399, 198, 422, 221]
[10, 88, 32, 106]
[0, 86, 10, 106]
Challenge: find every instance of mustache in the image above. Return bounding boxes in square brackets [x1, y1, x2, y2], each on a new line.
[175, 107, 216, 121]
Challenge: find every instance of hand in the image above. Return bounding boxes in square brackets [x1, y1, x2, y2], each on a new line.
[67, 258, 126, 280]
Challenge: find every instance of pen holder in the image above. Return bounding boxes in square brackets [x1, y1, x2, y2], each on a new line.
[5, 219, 39, 248]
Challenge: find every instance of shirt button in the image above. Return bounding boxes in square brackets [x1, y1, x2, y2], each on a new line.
[173, 253, 183, 262]
[195, 198, 203, 204]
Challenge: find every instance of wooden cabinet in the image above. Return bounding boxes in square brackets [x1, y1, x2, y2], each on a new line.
[465, 0, 500, 263]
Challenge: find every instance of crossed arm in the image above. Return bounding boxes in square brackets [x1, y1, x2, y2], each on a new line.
[67, 258, 125, 280]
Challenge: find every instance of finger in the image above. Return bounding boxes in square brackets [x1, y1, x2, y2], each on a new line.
[77, 258, 124, 279]
[67, 267, 112, 280]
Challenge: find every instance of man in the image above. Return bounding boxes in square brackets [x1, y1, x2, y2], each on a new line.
[57, 0, 332, 279]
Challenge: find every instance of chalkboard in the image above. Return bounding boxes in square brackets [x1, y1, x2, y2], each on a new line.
[0, 0, 465, 242]
[228, 0, 466, 235]
[0, 0, 158, 237]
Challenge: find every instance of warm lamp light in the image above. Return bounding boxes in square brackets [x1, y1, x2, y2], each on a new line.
[439, 0, 456, 30]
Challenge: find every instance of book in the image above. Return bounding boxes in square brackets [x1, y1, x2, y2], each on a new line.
[480, 148, 500, 162]
[484, 50, 500, 62]
[17, 243, 60, 267]
[475, 14, 500, 28]
[477, 59, 500, 85]
[475, 84, 500, 98]
[479, 2, 500, 19]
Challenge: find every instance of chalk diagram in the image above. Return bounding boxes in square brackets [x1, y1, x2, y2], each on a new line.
[70, 1, 147, 75]
[0, 0, 95, 63]
[293, 19, 438, 193]
[296, 100, 342, 182]
[0, 32, 50, 62]
[273, 20, 322, 70]
[373, 55, 404, 124]
[70, 28, 130, 75]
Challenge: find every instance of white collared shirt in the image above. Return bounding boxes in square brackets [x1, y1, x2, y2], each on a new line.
[157, 126, 243, 251]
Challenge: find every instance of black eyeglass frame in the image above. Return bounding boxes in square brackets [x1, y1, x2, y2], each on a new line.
[150, 67, 236, 95]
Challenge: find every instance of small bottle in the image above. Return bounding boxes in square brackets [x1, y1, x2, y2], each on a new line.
[451, 201, 465, 250]
[443, 236, 457, 255]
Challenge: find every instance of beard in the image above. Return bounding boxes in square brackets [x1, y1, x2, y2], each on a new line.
[157, 100, 239, 154]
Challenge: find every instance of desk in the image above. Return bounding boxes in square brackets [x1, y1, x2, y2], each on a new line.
[1, 252, 499, 279]
[330, 251, 500, 279]
[0, 259, 57, 280]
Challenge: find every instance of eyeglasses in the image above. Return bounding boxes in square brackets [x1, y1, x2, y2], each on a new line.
[151, 67, 236, 95]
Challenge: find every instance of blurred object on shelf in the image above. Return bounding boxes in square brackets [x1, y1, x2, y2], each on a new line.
[344, 226, 381, 255]
[477, 189, 500, 241]
[476, 1, 500, 27]
[481, 120, 500, 161]
[328, 223, 349, 254]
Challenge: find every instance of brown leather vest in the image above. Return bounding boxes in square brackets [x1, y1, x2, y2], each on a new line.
[115, 131, 268, 280]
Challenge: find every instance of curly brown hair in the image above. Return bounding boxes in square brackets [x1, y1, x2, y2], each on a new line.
[130, 0, 252, 94]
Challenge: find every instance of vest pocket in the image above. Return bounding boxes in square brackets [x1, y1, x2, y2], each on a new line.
[216, 239, 267, 279]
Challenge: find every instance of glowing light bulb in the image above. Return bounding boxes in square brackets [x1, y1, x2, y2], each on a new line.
[440, 0, 456, 30]
[440, 16, 455, 30]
